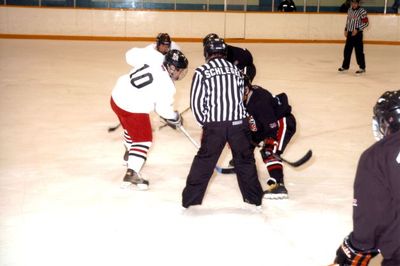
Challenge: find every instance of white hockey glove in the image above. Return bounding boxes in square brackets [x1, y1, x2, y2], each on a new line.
[333, 235, 379, 266]
[162, 111, 183, 130]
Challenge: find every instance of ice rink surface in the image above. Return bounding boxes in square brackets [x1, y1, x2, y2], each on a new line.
[0, 39, 399, 266]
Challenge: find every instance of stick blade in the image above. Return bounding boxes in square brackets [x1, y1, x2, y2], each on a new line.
[108, 123, 121, 133]
[281, 149, 312, 167]
[215, 166, 236, 174]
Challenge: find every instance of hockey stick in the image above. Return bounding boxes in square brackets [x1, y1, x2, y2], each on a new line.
[176, 125, 229, 173]
[108, 107, 191, 133]
[158, 107, 191, 130]
[177, 125, 200, 149]
[281, 149, 312, 167]
[108, 123, 121, 132]
[215, 149, 313, 174]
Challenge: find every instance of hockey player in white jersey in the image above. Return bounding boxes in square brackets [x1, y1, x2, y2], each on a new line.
[126, 33, 181, 68]
[110, 47, 188, 190]
[147, 33, 181, 55]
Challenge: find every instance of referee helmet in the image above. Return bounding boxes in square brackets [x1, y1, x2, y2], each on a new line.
[203, 38, 227, 61]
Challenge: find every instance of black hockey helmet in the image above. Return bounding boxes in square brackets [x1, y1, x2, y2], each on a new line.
[202, 33, 219, 46]
[204, 38, 227, 60]
[243, 74, 252, 89]
[156, 33, 171, 47]
[164, 49, 189, 81]
[244, 64, 257, 83]
[373, 90, 400, 138]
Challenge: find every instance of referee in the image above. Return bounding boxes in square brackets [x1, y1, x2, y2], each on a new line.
[338, 0, 369, 74]
[182, 38, 263, 209]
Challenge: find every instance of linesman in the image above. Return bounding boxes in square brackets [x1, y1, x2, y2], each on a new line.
[182, 38, 263, 209]
[338, 0, 369, 74]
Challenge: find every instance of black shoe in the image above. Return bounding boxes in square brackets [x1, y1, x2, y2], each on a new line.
[121, 169, 149, 190]
[355, 69, 366, 74]
[338, 67, 349, 72]
[263, 179, 288, 199]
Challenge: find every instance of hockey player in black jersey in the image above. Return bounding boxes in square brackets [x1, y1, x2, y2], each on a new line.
[202, 33, 257, 82]
[242, 76, 296, 199]
[331, 90, 400, 266]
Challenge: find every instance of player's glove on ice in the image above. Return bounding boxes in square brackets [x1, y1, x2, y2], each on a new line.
[334, 235, 379, 266]
[162, 111, 183, 130]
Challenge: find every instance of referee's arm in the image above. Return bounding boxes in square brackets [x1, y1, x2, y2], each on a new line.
[190, 70, 206, 126]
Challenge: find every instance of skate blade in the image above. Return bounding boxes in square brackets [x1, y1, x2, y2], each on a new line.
[120, 182, 149, 191]
[263, 193, 289, 200]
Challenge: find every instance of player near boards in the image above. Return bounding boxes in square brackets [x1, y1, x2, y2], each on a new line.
[147, 33, 181, 55]
[202, 33, 257, 82]
[243, 76, 296, 199]
[338, 0, 369, 75]
[110, 47, 188, 190]
[330, 90, 400, 266]
[126, 33, 181, 67]
[182, 38, 263, 209]
[277, 0, 297, 12]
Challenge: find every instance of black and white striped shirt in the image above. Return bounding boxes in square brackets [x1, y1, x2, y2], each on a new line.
[190, 57, 247, 126]
[345, 7, 369, 32]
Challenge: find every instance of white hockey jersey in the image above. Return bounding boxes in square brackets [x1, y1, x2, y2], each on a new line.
[112, 46, 177, 120]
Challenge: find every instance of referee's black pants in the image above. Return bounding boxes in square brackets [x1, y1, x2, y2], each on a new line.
[182, 120, 263, 208]
[341, 31, 366, 70]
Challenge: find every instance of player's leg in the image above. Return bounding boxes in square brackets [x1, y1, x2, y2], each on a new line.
[120, 113, 152, 190]
[263, 115, 296, 199]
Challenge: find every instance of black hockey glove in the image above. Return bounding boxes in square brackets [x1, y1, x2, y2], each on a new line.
[333, 235, 379, 266]
[162, 111, 183, 130]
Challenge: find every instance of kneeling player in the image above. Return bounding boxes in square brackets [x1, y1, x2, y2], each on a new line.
[243, 76, 296, 199]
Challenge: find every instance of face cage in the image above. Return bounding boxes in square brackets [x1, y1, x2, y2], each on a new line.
[372, 118, 384, 141]
[157, 43, 171, 55]
[372, 116, 393, 140]
[167, 64, 188, 81]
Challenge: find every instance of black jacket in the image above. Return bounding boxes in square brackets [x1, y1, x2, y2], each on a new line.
[350, 130, 400, 259]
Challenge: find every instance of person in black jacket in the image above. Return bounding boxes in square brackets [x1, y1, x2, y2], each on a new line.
[339, 0, 350, 12]
[277, 0, 297, 12]
[243, 77, 296, 199]
[182, 38, 263, 209]
[331, 90, 400, 266]
[202, 33, 257, 82]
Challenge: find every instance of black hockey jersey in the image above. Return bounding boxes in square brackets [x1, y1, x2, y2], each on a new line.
[245, 85, 292, 143]
[350, 130, 400, 259]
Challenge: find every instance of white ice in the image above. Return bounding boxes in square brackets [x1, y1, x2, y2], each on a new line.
[0, 39, 399, 266]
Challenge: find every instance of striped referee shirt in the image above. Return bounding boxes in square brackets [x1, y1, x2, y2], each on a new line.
[345, 7, 369, 32]
[190, 57, 247, 126]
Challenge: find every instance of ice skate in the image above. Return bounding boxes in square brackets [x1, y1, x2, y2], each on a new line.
[355, 68, 366, 75]
[263, 178, 288, 199]
[121, 169, 149, 190]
